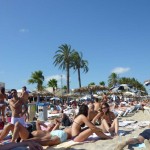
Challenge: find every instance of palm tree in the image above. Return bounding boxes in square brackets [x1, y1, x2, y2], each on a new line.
[118, 77, 147, 94]
[108, 73, 119, 88]
[88, 82, 95, 86]
[28, 70, 44, 91]
[71, 51, 89, 88]
[53, 44, 75, 93]
[47, 79, 57, 94]
[99, 81, 105, 86]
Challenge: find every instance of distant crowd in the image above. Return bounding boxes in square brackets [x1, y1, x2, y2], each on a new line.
[0, 87, 150, 150]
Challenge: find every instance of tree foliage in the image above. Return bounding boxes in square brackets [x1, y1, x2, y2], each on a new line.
[28, 70, 44, 91]
[71, 51, 89, 88]
[53, 44, 75, 93]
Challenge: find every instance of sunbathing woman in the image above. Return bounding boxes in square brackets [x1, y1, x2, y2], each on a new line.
[92, 102, 119, 136]
[71, 104, 112, 142]
[0, 120, 72, 146]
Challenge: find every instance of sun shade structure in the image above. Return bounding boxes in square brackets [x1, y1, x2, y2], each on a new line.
[74, 85, 109, 93]
[144, 80, 150, 86]
[110, 84, 132, 92]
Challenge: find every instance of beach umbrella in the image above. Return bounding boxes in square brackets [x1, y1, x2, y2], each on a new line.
[93, 94, 98, 98]
[118, 84, 132, 90]
[110, 84, 132, 91]
[123, 91, 135, 96]
[144, 80, 150, 86]
[50, 97, 60, 101]
[80, 95, 91, 101]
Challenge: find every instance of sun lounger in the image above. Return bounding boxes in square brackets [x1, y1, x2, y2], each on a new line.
[119, 121, 137, 127]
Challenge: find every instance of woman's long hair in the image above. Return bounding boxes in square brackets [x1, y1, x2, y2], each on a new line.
[76, 104, 89, 117]
[0, 87, 5, 94]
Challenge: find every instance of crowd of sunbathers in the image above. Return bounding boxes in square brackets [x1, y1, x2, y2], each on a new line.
[0, 86, 150, 150]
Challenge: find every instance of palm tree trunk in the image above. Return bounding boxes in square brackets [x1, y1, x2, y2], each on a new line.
[78, 68, 81, 88]
[53, 87, 55, 96]
[66, 64, 70, 93]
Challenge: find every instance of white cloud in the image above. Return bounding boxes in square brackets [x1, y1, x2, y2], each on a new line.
[19, 28, 29, 33]
[111, 67, 130, 74]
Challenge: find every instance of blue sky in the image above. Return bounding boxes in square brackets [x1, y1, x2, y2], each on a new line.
[0, 0, 150, 92]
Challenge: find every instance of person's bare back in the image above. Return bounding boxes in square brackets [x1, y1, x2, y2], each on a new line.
[21, 91, 29, 103]
[20, 86, 29, 103]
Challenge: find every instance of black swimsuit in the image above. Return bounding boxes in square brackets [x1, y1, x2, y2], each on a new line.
[72, 121, 88, 140]
[28, 133, 34, 139]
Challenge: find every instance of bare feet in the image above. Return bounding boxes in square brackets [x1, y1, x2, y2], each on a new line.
[114, 141, 127, 150]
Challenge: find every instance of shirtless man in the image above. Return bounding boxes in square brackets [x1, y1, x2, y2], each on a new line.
[102, 92, 108, 103]
[115, 128, 150, 150]
[94, 98, 101, 112]
[20, 86, 29, 121]
[88, 103, 98, 121]
[0, 87, 7, 122]
[9, 89, 27, 126]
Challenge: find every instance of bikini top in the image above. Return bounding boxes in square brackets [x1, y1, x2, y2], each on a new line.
[73, 121, 85, 127]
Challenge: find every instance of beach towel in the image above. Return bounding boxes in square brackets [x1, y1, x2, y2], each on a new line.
[126, 121, 150, 129]
[119, 120, 137, 127]
[43, 133, 111, 149]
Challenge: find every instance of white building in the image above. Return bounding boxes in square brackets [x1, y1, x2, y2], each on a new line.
[0, 82, 5, 88]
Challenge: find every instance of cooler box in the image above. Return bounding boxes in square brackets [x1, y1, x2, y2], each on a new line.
[37, 103, 49, 121]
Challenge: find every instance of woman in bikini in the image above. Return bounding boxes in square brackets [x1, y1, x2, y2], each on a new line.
[92, 102, 119, 136]
[0, 119, 72, 146]
[0, 87, 7, 122]
[71, 104, 112, 142]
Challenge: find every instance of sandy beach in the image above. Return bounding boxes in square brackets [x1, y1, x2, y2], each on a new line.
[45, 110, 150, 150]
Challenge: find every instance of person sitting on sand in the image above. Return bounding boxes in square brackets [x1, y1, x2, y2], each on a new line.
[92, 102, 119, 136]
[71, 104, 112, 142]
[115, 128, 150, 150]
[87, 102, 98, 122]
[93, 98, 101, 112]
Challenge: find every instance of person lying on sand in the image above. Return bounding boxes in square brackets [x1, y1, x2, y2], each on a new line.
[115, 129, 150, 150]
[36, 120, 57, 131]
[0, 120, 72, 146]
